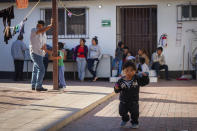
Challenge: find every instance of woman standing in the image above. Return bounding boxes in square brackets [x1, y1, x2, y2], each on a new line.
[87, 36, 102, 82]
[74, 38, 88, 81]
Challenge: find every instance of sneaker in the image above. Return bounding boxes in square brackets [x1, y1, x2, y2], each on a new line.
[131, 124, 139, 129]
[36, 87, 48, 91]
[120, 121, 127, 128]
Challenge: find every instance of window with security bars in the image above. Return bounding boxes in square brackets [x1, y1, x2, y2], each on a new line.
[41, 8, 88, 39]
[177, 4, 197, 21]
[45, 8, 65, 36]
[66, 8, 86, 35]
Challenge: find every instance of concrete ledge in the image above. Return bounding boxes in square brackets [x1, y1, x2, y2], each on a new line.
[47, 92, 116, 131]
[0, 71, 196, 79]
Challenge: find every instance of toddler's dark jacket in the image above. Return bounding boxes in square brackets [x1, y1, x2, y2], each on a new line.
[114, 74, 149, 103]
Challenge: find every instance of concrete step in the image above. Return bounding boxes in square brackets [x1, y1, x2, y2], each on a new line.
[112, 70, 118, 77]
[109, 77, 121, 82]
[112, 70, 157, 77]
[149, 70, 157, 77]
[150, 76, 158, 83]
[110, 76, 158, 83]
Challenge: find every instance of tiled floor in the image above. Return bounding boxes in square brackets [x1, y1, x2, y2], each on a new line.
[62, 80, 197, 131]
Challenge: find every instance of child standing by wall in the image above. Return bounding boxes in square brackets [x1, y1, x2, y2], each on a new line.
[112, 41, 125, 77]
[42, 42, 67, 89]
[114, 61, 149, 128]
[57, 42, 67, 89]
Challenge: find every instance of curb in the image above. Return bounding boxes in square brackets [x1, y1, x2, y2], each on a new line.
[47, 92, 116, 131]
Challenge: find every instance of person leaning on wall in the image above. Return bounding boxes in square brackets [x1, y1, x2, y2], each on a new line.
[74, 38, 88, 82]
[87, 36, 102, 82]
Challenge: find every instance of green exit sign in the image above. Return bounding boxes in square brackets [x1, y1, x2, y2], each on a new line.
[102, 20, 111, 27]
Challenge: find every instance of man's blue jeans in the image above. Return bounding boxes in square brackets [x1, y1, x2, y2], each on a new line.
[30, 53, 45, 89]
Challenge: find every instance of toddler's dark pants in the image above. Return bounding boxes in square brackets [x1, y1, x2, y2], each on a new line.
[119, 101, 139, 124]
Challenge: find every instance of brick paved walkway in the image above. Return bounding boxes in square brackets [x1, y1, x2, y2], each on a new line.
[62, 80, 197, 131]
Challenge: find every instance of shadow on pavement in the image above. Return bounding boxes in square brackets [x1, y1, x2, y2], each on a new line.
[139, 98, 197, 105]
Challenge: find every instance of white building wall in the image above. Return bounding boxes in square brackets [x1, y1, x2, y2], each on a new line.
[115, 0, 197, 71]
[0, 0, 197, 72]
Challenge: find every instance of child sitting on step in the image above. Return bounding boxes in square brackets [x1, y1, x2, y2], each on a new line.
[138, 57, 149, 77]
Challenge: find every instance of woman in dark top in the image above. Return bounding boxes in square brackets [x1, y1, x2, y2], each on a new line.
[74, 38, 88, 81]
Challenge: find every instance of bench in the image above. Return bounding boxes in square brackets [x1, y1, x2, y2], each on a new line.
[24, 54, 112, 80]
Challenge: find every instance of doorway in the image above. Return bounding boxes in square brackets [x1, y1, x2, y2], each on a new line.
[116, 6, 157, 58]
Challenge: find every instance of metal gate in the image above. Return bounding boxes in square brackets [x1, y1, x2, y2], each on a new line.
[117, 6, 157, 58]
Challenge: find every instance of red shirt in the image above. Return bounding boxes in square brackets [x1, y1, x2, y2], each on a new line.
[77, 47, 85, 58]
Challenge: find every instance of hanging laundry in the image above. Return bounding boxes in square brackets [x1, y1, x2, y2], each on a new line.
[68, 12, 72, 18]
[19, 23, 24, 35]
[13, 25, 20, 35]
[13, 18, 27, 36]
[0, 6, 14, 27]
[4, 26, 12, 44]
[0, 6, 14, 44]
[16, 0, 29, 9]
[19, 19, 26, 35]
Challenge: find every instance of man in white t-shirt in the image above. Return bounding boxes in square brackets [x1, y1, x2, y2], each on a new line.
[151, 47, 169, 80]
[30, 20, 53, 91]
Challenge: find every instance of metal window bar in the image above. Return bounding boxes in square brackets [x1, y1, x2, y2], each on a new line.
[117, 6, 157, 58]
[177, 3, 197, 22]
[40, 8, 89, 39]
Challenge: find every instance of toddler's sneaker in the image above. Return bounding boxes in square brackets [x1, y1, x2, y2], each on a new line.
[131, 123, 139, 129]
[120, 121, 127, 128]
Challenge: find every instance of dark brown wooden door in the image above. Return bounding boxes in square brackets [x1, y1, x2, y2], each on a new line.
[120, 6, 157, 58]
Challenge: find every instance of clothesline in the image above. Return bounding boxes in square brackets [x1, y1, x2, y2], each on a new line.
[58, 0, 86, 17]
[1, 0, 84, 44]
[24, 0, 41, 21]
[0, 0, 41, 44]
[11, 0, 41, 29]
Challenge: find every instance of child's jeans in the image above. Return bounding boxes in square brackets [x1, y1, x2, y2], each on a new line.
[119, 101, 139, 124]
[58, 66, 66, 88]
[112, 58, 123, 76]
